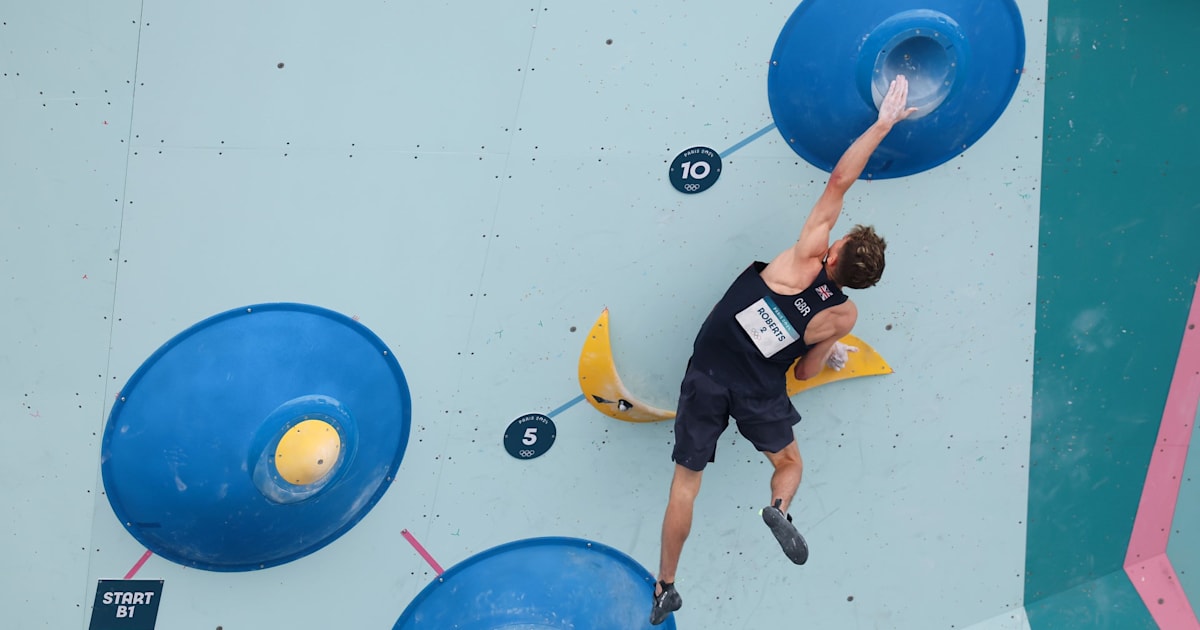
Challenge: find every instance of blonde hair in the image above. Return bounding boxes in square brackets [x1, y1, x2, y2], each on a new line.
[835, 224, 886, 289]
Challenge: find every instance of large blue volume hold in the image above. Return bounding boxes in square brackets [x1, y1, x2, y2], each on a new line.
[768, 0, 1025, 179]
[394, 537, 675, 629]
[101, 303, 412, 571]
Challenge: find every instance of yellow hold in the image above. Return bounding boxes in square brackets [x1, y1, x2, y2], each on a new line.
[274, 419, 341, 485]
[577, 309, 893, 423]
[784, 333, 893, 396]
[578, 308, 676, 423]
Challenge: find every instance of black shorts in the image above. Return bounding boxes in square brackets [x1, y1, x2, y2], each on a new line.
[671, 365, 801, 471]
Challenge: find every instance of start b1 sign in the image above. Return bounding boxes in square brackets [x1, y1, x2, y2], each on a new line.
[89, 580, 164, 630]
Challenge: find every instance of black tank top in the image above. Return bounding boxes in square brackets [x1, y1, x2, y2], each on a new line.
[689, 261, 848, 394]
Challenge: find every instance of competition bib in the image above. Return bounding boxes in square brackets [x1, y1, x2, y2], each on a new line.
[734, 297, 800, 358]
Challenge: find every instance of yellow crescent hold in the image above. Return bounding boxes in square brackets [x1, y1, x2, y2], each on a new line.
[577, 309, 894, 423]
[577, 308, 676, 423]
[784, 333, 893, 396]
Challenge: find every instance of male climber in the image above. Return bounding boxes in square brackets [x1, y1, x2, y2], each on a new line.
[649, 75, 917, 625]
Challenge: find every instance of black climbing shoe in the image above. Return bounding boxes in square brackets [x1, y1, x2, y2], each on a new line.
[763, 499, 809, 564]
[650, 580, 682, 625]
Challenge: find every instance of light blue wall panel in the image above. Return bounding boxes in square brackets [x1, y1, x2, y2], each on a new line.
[3, 0, 1048, 628]
[127, 1, 537, 153]
[467, 3, 1046, 626]
[0, 3, 140, 627]
[511, 2, 793, 157]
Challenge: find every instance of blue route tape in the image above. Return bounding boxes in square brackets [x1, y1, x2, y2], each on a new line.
[720, 122, 777, 158]
[547, 394, 586, 419]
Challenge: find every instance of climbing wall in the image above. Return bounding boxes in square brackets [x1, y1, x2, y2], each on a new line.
[13, 0, 1195, 628]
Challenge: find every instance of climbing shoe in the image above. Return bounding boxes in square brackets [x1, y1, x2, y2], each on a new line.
[763, 498, 809, 564]
[650, 580, 682, 625]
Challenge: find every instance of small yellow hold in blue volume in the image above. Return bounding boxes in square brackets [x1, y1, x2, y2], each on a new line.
[275, 419, 342, 486]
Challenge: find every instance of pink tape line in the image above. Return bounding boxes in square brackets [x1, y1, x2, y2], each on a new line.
[124, 550, 153, 579]
[1123, 275, 1200, 630]
[401, 529, 444, 575]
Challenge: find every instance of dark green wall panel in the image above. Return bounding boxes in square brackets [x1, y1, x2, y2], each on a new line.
[1026, 570, 1156, 629]
[1027, 0, 1200, 625]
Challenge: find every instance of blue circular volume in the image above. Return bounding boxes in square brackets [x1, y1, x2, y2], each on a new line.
[394, 537, 675, 629]
[101, 303, 412, 571]
[767, 0, 1025, 178]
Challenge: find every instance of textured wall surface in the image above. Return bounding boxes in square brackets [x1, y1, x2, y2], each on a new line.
[1025, 0, 1200, 627]
[33, 0, 1200, 628]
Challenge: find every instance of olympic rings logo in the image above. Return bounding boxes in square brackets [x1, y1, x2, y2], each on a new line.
[684, 183, 701, 192]
[519, 449, 536, 458]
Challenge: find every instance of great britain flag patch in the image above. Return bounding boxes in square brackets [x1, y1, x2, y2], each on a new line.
[816, 285, 833, 301]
